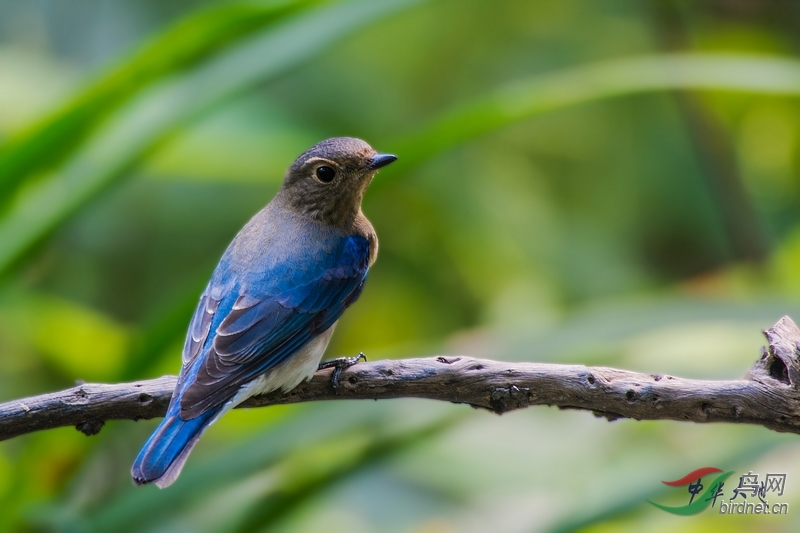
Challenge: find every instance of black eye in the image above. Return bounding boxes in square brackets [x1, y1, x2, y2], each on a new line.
[315, 166, 336, 183]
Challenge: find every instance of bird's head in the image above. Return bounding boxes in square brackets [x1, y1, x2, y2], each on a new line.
[279, 137, 396, 227]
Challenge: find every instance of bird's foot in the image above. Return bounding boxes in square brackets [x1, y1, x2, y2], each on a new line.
[318, 352, 366, 390]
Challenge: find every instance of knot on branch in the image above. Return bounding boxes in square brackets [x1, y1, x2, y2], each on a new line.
[76, 417, 104, 436]
[488, 385, 531, 414]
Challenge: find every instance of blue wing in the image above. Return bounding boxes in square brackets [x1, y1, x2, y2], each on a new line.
[177, 233, 370, 418]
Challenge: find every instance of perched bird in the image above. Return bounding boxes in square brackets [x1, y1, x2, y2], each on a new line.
[131, 137, 396, 488]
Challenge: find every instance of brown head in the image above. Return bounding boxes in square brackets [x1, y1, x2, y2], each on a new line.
[277, 137, 396, 227]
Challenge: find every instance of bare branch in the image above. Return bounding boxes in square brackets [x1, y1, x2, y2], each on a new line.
[2, 316, 800, 441]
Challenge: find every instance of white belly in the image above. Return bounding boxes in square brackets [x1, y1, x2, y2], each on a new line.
[229, 321, 337, 406]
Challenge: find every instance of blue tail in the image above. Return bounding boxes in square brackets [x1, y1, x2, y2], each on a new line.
[131, 402, 221, 488]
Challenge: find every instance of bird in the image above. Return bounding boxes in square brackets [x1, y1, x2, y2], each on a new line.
[131, 137, 396, 488]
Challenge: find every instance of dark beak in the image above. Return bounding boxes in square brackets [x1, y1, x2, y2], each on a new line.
[366, 153, 397, 171]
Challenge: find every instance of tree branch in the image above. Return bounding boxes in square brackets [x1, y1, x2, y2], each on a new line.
[3, 316, 800, 441]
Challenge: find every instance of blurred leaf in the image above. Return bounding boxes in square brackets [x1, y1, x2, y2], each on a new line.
[387, 54, 800, 173]
[144, 99, 320, 182]
[550, 439, 789, 533]
[0, 291, 129, 381]
[234, 415, 460, 532]
[56, 402, 459, 532]
[0, 448, 12, 501]
[4, 3, 800, 533]
[119, 268, 212, 381]
[0, 0, 316, 203]
[0, 0, 424, 278]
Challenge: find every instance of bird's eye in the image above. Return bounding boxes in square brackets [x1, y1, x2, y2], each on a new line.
[315, 166, 336, 183]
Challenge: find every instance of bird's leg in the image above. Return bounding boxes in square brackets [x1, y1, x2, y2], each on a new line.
[318, 352, 366, 389]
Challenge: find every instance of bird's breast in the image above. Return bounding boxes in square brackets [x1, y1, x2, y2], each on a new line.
[353, 211, 378, 267]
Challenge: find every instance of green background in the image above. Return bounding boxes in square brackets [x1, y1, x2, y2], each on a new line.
[1, 0, 799, 531]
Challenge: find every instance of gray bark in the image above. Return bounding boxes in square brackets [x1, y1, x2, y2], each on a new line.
[2, 316, 800, 441]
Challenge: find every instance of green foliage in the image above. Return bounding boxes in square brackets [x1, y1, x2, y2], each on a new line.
[0, 0, 315, 203]
[2, 0, 800, 531]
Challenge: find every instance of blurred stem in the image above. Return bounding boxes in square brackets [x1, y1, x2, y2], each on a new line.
[649, 0, 771, 264]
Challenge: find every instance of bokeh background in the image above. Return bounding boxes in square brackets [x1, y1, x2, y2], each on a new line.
[2, 0, 800, 531]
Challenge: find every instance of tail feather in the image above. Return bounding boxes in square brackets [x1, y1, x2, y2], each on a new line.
[131, 405, 221, 488]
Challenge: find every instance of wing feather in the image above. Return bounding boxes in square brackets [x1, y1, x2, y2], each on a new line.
[182, 294, 219, 366]
[176, 234, 370, 419]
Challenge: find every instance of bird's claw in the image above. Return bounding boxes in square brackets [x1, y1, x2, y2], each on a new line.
[318, 352, 366, 389]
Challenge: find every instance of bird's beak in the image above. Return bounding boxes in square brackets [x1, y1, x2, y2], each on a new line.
[366, 153, 397, 171]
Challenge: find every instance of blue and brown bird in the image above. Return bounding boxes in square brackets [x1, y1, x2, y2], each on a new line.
[131, 137, 396, 488]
